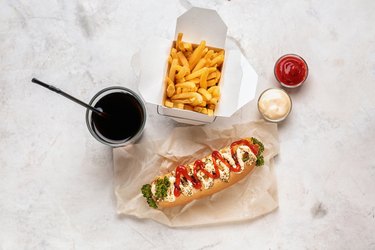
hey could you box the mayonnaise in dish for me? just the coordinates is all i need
[258,88,292,122]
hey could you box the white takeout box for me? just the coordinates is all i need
[138,7,258,125]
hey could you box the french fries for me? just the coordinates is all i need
[164,33,223,116]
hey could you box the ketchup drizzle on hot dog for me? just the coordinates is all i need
[174,165,201,197]
[230,139,259,171]
[212,150,238,172]
[193,160,219,179]
[173,139,259,197]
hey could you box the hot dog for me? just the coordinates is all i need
[141,137,264,209]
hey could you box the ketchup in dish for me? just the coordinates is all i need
[274,54,308,88]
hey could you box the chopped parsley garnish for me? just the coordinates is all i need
[251,137,265,166]
[141,184,157,209]
[141,176,171,209]
[256,155,264,166]
[155,176,170,200]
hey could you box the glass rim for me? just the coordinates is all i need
[85,86,147,147]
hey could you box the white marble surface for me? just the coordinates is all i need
[1,0,375,249]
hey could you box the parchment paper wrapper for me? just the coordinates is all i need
[113,120,279,227]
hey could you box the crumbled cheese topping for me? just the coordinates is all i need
[219,165,230,182]
[179,179,193,196]
[204,157,215,174]
[196,170,214,189]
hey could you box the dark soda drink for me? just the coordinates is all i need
[86,87,146,146]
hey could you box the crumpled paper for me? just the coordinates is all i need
[113,120,279,227]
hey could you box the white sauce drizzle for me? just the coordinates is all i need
[179,179,193,196]
[164,176,176,202]
[161,144,256,200]
[236,145,256,172]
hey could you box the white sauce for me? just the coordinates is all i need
[160,144,257,200]
[218,165,230,182]
[164,176,176,202]
[151,182,156,195]
[197,170,214,189]
[221,150,236,167]
[258,88,291,122]
[236,145,256,171]
[151,176,176,202]
[204,157,215,174]
[179,179,193,196]
[218,150,232,181]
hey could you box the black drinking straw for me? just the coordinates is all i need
[31,78,108,118]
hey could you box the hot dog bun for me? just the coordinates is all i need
[141,137,264,209]
[158,159,256,208]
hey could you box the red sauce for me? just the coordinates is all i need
[231,139,259,172]
[275,54,308,87]
[193,159,219,180]
[174,165,201,197]
[173,139,259,197]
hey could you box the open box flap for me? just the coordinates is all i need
[238,54,258,108]
[138,37,170,106]
[175,7,227,48]
[215,49,242,117]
